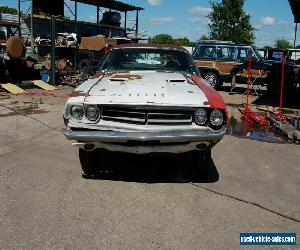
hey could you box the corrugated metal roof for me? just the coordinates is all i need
[289,0,300,23]
[70,0,143,12]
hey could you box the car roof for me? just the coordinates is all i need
[112,43,188,53]
[196,42,255,47]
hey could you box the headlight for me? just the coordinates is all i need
[194,108,208,125]
[85,105,100,121]
[70,105,84,120]
[210,109,223,126]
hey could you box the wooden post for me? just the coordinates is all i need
[31,0,34,49]
[75,0,78,34]
[50,16,56,85]
[18,0,21,37]
[124,11,127,37]
[74,0,78,67]
[135,10,139,37]
[97,5,99,34]
[294,23,298,48]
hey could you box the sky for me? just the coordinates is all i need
[1,0,298,47]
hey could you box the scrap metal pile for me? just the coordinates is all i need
[238,54,300,144]
[0,36,41,84]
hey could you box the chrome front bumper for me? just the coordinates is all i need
[62,127,226,143]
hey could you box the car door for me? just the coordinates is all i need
[235,46,269,83]
[215,45,237,81]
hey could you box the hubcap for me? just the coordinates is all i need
[205,74,217,87]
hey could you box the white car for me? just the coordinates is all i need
[63,44,228,177]
[56,33,77,47]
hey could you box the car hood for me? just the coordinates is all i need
[83,71,209,107]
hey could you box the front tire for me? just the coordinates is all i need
[78,59,91,75]
[203,72,221,89]
[79,149,101,177]
[230,74,237,91]
[190,149,211,177]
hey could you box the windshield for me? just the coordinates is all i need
[99,48,199,75]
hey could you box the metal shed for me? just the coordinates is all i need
[288,0,300,47]
[288,0,300,23]
[17,0,144,41]
[68,0,144,37]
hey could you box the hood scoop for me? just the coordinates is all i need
[109,78,127,82]
[166,79,187,83]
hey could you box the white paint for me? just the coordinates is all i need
[72,141,208,154]
[83,71,208,107]
[68,119,211,132]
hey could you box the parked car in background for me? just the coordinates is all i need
[63,44,228,177]
[56,33,78,47]
[267,48,300,65]
[192,40,262,89]
[182,46,194,55]
[231,48,300,95]
[257,48,267,59]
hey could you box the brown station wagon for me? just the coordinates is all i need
[192,40,263,89]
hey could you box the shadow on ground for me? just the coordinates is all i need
[222,85,247,95]
[82,151,219,184]
[222,85,300,109]
[253,92,300,109]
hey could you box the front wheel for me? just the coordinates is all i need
[230,74,237,91]
[190,149,211,177]
[79,149,101,177]
[203,72,221,89]
[78,59,91,75]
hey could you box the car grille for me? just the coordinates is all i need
[101,107,193,125]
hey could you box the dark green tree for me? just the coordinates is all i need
[274,39,293,49]
[200,35,210,41]
[208,0,255,44]
[174,37,192,46]
[150,34,175,45]
[262,45,272,50]
[0,6,18,15]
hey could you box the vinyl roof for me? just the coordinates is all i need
[289,0,300,23]
[112,43,188,52]
[70,0,143,12]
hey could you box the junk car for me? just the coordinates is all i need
[231,48,300,95]
[63,44,228,176]
[192,40,263,89]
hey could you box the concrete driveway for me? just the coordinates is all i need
[0,87,299,249]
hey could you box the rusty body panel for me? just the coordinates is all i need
[109,74,142,80]
[215,61,239,74]
[194,60,239,74]
[79,36,117,51]
[194,59,240,82]
[194,60,215,68]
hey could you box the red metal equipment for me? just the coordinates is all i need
[239,54,269,126]
[275,52,288,123]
